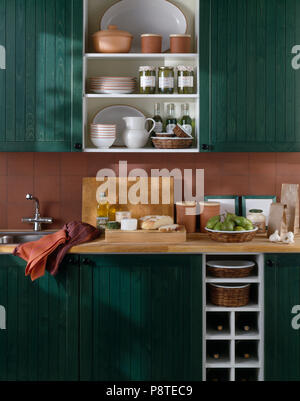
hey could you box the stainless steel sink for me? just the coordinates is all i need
[0,231,56,244]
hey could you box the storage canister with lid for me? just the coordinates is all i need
[246,209,266,233]
[158,67,175,94]
[141,34,162,53]
[177,66,194,94]
[139,66,156,94]
[170,34,191,53]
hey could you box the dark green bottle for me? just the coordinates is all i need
[165,103,177,134]
[152,103,163,134]
[180,104,193,136]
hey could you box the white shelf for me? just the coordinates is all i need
[206,277,259,283]
[85,94,198,99]
[84,147,199,153]
[85,53,198,59]
[205,302,260,312]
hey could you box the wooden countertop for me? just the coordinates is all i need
[0,233,298,254]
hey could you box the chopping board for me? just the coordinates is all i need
[82,177,174,227]
[105,226,186,243]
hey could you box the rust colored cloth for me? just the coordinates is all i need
[13,221,101,281]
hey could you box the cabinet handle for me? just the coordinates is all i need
[266,259,274,267]
[201,144,209,151]
[74,143,82,150]
[82,258,92,265]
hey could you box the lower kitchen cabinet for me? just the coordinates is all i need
[265,254,300,381]
[79,254,202,381]
[0,255,79,381]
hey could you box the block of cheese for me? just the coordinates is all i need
[140,215,174,230]
[158,224,181,232]
[121,218,138,231]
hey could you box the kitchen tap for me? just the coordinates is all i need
[22,194,53,232]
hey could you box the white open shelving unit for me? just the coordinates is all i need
[202,254,264,382]
[82,0,200,153]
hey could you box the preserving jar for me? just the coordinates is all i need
[158,67,174,94]
[246,209,266,233]
[139,66,156,94]
[177,66,194,94]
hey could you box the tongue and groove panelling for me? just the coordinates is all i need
[0,0,82,151]
[202,0,300,151]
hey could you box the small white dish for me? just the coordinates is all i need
[90,137,115,149]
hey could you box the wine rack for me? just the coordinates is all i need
[203,254,264,381]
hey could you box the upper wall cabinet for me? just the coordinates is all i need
[0,0,82,152]
[200,0,300,152]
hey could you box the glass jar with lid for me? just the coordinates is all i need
[246,209,266,233]
[177,65,194,94]
[158,66,175,94]
[139,66,156,94]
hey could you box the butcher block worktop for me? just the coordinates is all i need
[0,233,300,254]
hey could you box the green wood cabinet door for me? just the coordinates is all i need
[0,255,79,381]
[200,0,300,152]
[0,0,82,152]
[80,255,202,381]
[265,254,300,381]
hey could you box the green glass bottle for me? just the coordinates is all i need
[180,104,193,136]
[152,103,163,134]
[165,103,177,134]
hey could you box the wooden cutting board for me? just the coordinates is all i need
[82,177,174,227]
[105,226,186,243]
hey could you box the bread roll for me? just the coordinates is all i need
[158,224,180,232]
[140,215,174,230]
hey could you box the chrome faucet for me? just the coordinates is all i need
[22,194,53,231]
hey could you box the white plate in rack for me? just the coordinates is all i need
[92,105,145,146]
[100,0,187,53]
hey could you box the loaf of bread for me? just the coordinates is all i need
[140,215,174,230]
[158,224,181,232]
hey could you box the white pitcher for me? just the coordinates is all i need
[123,117,155,148]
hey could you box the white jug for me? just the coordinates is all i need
[123,117,155,148]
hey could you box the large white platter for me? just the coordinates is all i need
[92,105,145,146]
[100,0,187,53]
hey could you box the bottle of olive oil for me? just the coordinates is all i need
[180,103,193,136]
[96,192,109,231]
[165,103,177,134]
[152,103,163,134]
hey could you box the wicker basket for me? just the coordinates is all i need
[205,228,257,243]
[208,283,250,307]
[152,137,193,149]
[207,260,255,278]
[173,124,192,138]
[154,132,174,138]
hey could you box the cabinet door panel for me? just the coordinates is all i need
[80,255,202,381]
[0,255,79,381]
[265,254,300,381]
[0,0,82,152]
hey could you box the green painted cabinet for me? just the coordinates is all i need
[79,255,202,381]
[200,0,300,152]
[265,254,300,381]
[0,0,82,152]
[0,255,79,381]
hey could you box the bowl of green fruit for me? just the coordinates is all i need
[205,213,258,243]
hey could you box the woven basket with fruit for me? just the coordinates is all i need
[205,212,258,243]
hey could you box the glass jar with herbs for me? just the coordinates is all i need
[177,66,194,94]
[158,66,175,94]
[139,66,156,94]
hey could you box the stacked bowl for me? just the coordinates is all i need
[90,124,116,148]
[89,76,136,94]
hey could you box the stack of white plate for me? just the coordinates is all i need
[90,124,116,148]
[89,77,136,94]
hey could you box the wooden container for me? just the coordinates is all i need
[205,228,258,243]
[208,283,250,307]
[200,201,220,233]
[206,260,255,278]
[176,201,197,233]
[170,34,191,53]
[141,34,162,53]
[105,226,186,243]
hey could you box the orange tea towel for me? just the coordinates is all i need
[13,230,67,281]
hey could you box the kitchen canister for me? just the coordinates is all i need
[200,201,221,233]
[176,201,197,233]
[141,34,162,53]
[170,34,191,53]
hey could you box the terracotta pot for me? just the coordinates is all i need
[170,34,191,53]
[200,201,221,233]
[176,201,197,233]
[141,34,162,53]
[92,25,133,53]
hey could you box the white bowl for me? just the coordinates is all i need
[90,137,115,148]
